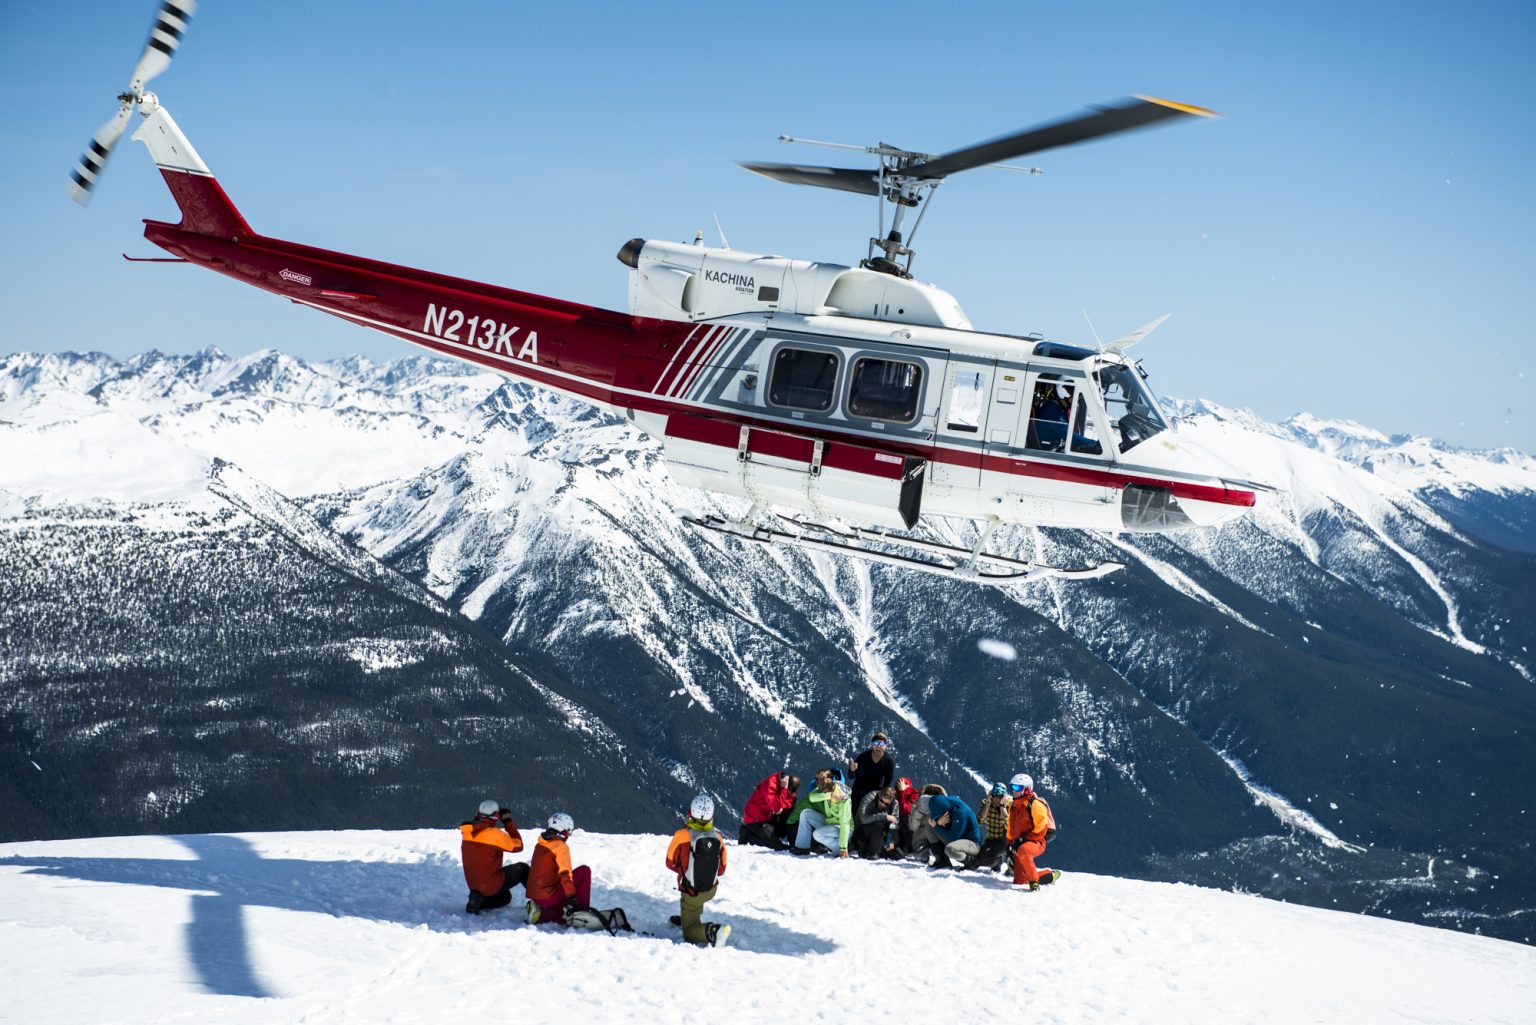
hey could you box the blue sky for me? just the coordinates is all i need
[4,1,1532,452]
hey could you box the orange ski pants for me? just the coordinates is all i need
[1012,840,1049,885]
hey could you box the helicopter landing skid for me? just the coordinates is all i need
[684,514,1123,586]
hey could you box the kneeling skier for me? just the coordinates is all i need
[665,794,731,947]
[1006,773,1062,891]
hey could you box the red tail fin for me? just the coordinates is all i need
[157,168,253,240]
[134,104,254,240]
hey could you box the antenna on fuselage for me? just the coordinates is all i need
[1083,309,1105,353]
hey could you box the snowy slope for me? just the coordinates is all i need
[2,829,1531,1025]
[3,349,1534,946]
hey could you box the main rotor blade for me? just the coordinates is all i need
[128,0,197,93]
[906,96,1218,180]
[738,161,882,197]
[67,103,134,205]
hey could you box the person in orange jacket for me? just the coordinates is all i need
[1006,773,1062,891]
[525,812,592,925]
[460,799,530,914]
[665,794,732,947]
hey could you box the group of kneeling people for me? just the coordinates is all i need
[736,731,1061,890]
[456,733,1059,950]
[459,794,737,947]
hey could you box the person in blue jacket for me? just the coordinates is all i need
[919,793,985,870]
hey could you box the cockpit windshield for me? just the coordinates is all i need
[1096,361,1168,453]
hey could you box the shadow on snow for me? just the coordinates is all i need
[1,834,834,998]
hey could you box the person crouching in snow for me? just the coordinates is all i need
[893,777,919,853]
[919,793,984,869]
[795,768,853,857]
[852,786,901,859]
[739,770,800,849]
[1006,773,1061,891]
[525,812,592,924]
[975,783,1014,872]
[665,794,732,947]
[461,799,530,914]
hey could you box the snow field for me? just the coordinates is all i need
[1,829,1531,1025]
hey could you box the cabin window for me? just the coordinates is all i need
[946,369,986,433]
[848,358,923,423]
[768,348,839,412]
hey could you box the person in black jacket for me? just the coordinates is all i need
[848,731,896,811]
[851,786,901,859]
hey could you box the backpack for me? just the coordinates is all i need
[1024,795,1059,843]
[1039,796,1058,843]
[681,830,723,895]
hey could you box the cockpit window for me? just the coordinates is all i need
[1069,393,1103,456]
[1026,378,1073,452]
[1096,361,1168,453]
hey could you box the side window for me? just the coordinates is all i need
[848,358,923,423]
[946,369,986,433]
[1070,393,1103,456]
[1026,379,1073,452]
[768,348,839,412]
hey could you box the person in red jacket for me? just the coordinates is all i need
[460,799,530,914]
[739,771,801,848]
[525,812,592,925]
[893,777,918,853]
[1006,773,1062,891]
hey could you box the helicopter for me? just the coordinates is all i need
[70,1,1266,586]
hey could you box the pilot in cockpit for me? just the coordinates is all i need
[1027,380,1071,452]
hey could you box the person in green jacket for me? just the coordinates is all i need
[784,768,826,844]
[792,768,852,857]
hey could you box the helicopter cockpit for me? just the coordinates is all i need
[1024,356,1168,458]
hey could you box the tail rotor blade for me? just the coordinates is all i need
[68,103,134,205]
[128,0,197,93]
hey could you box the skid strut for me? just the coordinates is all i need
[684,514,1122,586]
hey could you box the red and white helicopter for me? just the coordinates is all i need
[71,2,1265,585]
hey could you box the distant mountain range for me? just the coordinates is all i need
[2,348,1532,944]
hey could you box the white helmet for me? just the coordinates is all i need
[478,799,501,817]
[689,794,715,821]
[547,812,574,834]
[1010,773,1034,793]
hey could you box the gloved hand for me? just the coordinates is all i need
[1007,838,1022,856]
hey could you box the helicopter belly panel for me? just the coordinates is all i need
[662,413,925,529]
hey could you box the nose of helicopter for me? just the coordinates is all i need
[1119,432,1262,531]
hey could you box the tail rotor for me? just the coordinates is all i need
[67,0,197,205]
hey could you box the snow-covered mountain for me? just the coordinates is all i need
[2,349,1533,944]
[2,828,1531,1025]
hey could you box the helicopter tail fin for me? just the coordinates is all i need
[132,103,254,240]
